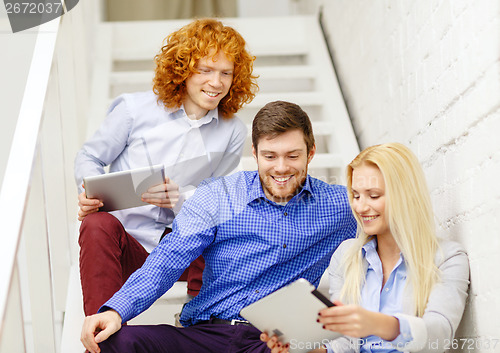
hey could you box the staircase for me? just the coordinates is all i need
[61,15,359,352]
[88,16,359,181]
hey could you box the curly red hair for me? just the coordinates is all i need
[153,18,258,118]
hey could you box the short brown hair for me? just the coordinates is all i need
[153,18,258,118]
[252,101,315,152]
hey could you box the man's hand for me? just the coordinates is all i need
[260,332,326,353]
[81,310,122,353]
[260,332,290,353]
[78,188,103,221]
[141,176,180,208]
[318,300,399,341]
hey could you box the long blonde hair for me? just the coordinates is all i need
[341,143,439,317]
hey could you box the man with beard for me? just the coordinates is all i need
[81,100,357,353]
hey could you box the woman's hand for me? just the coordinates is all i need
[260,332,290,353]
[318,300,400,341]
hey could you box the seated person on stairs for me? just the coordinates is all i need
[74,18,258,316]
[262,143,470,353]
[80,100,357,353]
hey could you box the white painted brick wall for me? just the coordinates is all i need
[320,0,500,346]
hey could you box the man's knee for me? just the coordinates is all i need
[98,328,136,353]
[79,212,124,246]
[99,325,179,353]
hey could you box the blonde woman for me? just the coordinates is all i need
[263,143,469,353]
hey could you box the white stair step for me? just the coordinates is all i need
[108,90,324,107]
[241,153,343,170]
[254,65,316,79]
[110,17,314,60]
[247,45,308,58]
[109,65,316,86]
[255,65,316,93]
[310,153,344,169]
[247,91,324,108]
[112,45,308,62]
[246,121,334,137]
[110,71,154,85]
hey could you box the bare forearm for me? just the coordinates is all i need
[319,303,400,342]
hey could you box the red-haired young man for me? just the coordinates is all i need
[75,18,258,316]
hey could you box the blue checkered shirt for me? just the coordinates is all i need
[102,171,356,326]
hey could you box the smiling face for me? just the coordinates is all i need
[183,51,234,119]
[351,163,391,238]
[252,129,316,203]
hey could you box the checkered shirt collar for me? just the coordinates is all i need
[247,173,315,205]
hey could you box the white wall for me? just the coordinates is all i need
[320,0,500,344]
[237,0,321,17]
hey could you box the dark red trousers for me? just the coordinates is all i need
[79,212,204,316]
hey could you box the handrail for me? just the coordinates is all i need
[0,17,60,340]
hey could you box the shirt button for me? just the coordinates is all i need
[283,244,287,248]
[255,290,259,293]
[283,212,288,216]
[385,288,389,292]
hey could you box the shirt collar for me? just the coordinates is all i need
[362,237,405,267]
[362,237,377,256]
[247,173,314,205]
[296,175,314,200]
[170,105,219,127]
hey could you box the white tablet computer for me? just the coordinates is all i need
[83,164,165,212]
[240,278,341,353]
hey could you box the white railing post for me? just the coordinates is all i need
[19,148,58,353]
[0,17,60,352]
[0,266,26,353]
[1,1,101,351]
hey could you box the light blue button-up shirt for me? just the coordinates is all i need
[359,239,412,352]
[74,91,247,252]
[327,238,413,353]
[327,237,469,353]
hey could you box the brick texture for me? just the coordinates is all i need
[320,0,500,345]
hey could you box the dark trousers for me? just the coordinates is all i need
[98,324,271,353]
[79,212,204,315]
